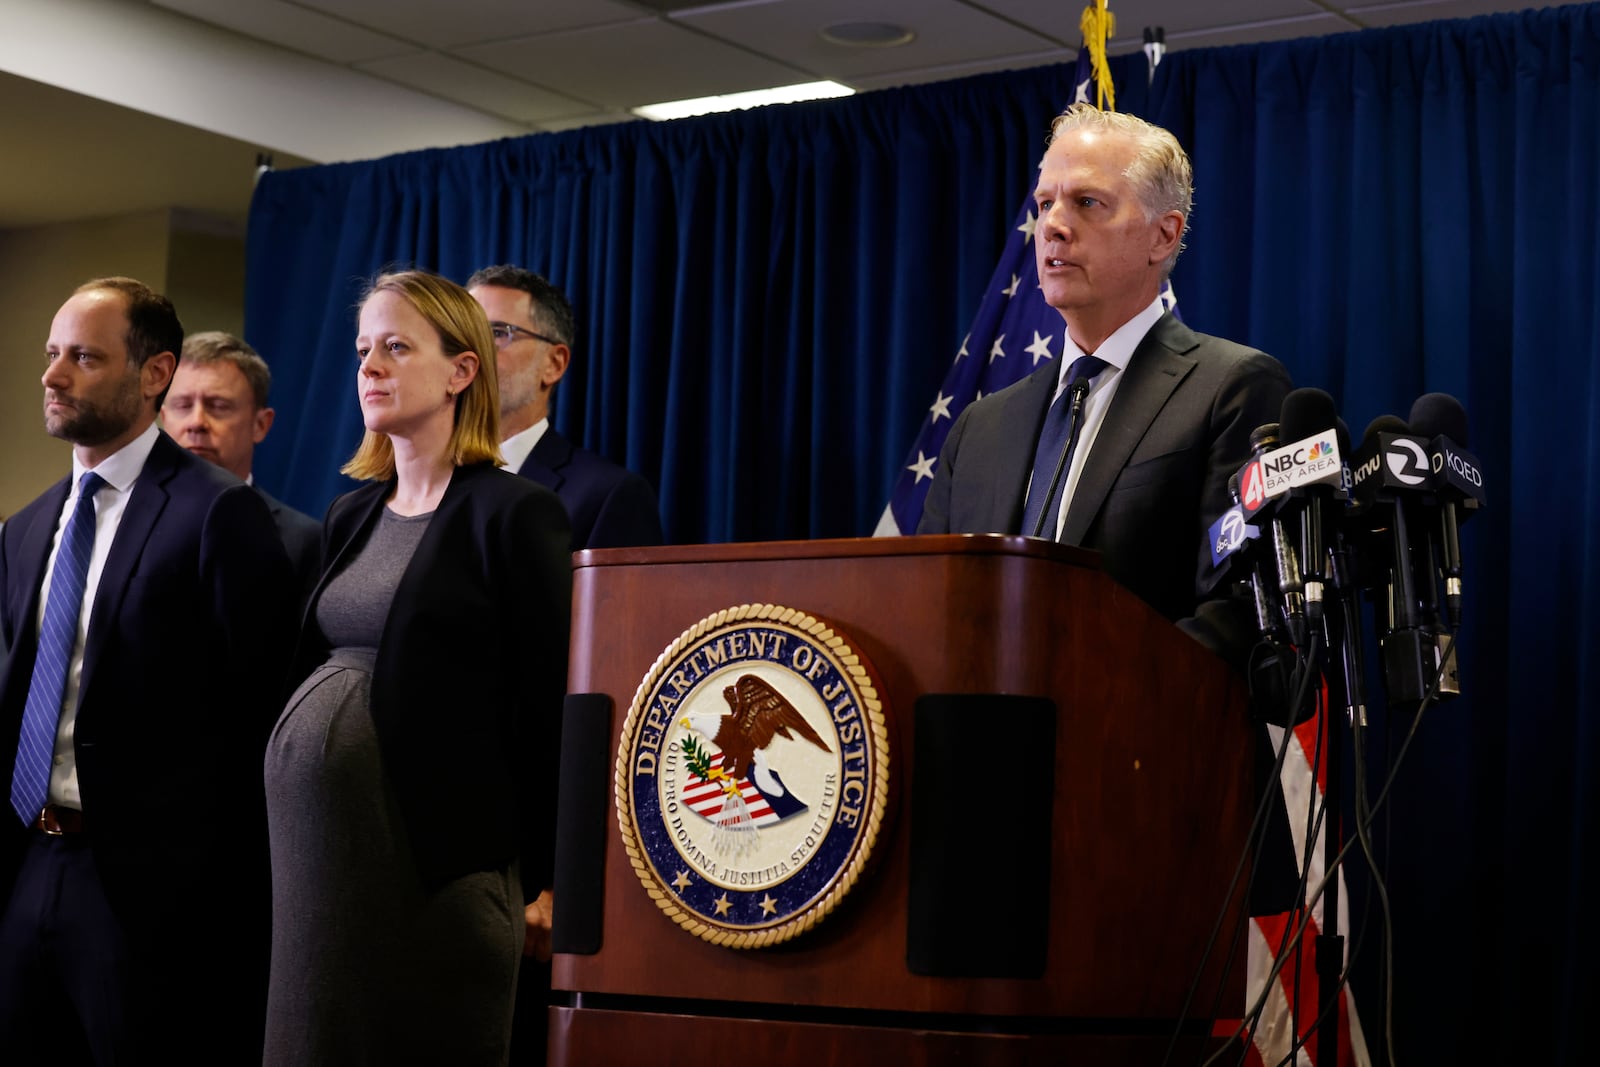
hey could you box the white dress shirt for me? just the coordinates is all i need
[37,421,161,808]
[499,417,549,474]
[1034,296,1168,542]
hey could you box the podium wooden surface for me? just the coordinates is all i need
[551,534,1253,1064]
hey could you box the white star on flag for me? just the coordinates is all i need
[929,392,953,421]
[1016,209,1036,238]
[988,335,1006,363]
[956,333,970,360]
[907,451,936,483]
[1025,331,1055,365]
[1002,274,1020,297]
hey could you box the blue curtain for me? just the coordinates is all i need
[246,61,1134,540]
[246,6,1599,1063]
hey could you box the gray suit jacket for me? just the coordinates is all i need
[919,312,1292,623]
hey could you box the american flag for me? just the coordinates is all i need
[1245,712,1371,1067]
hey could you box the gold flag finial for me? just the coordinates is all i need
[1080,1,1116,111]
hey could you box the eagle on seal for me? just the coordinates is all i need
[682,674,833,800]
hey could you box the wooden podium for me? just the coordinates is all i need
[549,534,1253,1065]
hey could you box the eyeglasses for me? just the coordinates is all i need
[488,321,562,348]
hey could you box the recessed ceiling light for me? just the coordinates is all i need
[632,81,855,122]
[820,21,915,48]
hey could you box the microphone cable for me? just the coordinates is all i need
[1268,685,1392,1067]
[1236,677,1332,1067]
[1213,629,1458,1067]
[1159,634,1319,1067]
[1028,377,1093,539]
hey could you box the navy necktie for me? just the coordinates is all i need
[11,471,105,825]
[1020,355,1108,540]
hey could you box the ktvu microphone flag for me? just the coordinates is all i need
[873,48,1174,536]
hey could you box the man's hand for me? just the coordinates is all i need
[523,889,554,960]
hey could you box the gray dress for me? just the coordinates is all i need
[263,508,521,1066]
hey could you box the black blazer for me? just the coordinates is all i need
[292,461,572,894]
[258,486,321,602]
[519,427,664,551]
[919,312,1293,622]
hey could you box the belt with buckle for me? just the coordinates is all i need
[36,804,86,835]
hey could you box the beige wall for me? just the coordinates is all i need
[166,220,246,339]
[0,208,245,518]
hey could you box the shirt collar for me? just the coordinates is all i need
[72,421,160,494]
[1056,296,1167,388]
[499,417,550,474]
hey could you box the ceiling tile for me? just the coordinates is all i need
[966,0,1338,43]
[675,0,1059,81]
[848,49,1073,92]
[456,20,810,109]
[293,0,645,49]
[354,51,591,124]
[153,0,415,63]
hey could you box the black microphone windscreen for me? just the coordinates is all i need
[1360,414,1410,448]
[1279,388,1339,442]
[1249,422,1281,451]
[1408,392,1470,446]
[1228,471,1240,499]
[1335,417,1352,456]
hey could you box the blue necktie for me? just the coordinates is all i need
[1020,355,1108,540]
[11,471,104,825]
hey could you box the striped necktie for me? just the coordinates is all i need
[1020,355,1107,539]
[11,471,105,825]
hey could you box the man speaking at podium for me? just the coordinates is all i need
[918,104,1291,637]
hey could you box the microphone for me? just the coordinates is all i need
[1408,393,1484,631]
[1245,423,1307,646]
[1028,371,1097,539]
[1348,414,1440,711]
[1219,470,1276,640]
[1325,418,1369,725]
[1275,388,1345,633]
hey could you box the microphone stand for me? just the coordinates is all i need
[1314,534,1366,1067]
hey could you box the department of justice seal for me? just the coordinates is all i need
[615,604,890,948]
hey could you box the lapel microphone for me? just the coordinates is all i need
[1028,374,1096,539]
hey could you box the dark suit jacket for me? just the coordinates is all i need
[919,313,1301,912]
[257,486,320,602]
[919,312,1292,623]
[0,431,295,1043]
[291,462,572,896]
[519,428,663,551]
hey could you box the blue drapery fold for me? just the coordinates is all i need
[247,7,1598,1063]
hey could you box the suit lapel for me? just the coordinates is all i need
[989,365,1060,533]
[79,435,182,706]
[1060,314,1200,545]
[520,430,572,493]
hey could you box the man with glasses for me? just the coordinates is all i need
[468,265,664,552]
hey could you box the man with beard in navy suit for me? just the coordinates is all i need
[469,265,664,552]
[0,278,294,1062]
